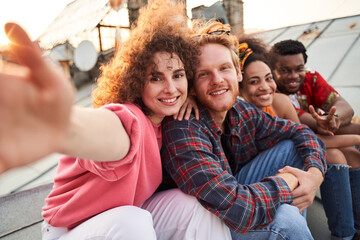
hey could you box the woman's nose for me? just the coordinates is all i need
[164,78,176,93]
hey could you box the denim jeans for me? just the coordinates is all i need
[321,164,360,240]
[231,140,313,240]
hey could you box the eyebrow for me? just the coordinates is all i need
[280,64,304,69]
[248,72,272,80]
[248,75,260,80]
[148,68,185,76]
[197,61,233,72]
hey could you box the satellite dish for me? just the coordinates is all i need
[74,40,98,71]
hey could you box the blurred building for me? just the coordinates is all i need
[36,0,133,87]
[191,0,244,34]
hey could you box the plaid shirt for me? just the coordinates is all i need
[161,99,326,233]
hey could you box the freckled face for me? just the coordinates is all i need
[241,60,276,108]
[142,52,187,124]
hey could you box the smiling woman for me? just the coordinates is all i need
[142,52,188,125]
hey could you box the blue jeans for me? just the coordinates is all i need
[231,140,313,240]
[321,164,360,240]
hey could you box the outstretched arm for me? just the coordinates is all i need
[0,23,130,173]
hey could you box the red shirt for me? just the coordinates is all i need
[42,103,162,229]
[294,69,339,116]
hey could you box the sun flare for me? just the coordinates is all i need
[0,31,10,47]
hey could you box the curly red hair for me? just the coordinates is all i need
[192,20,240,74]
[92,0,199,114]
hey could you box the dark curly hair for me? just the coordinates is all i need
[237,35,270,89]
[92,0,199,115]
[238,35,269,72]
[268,39,308,69]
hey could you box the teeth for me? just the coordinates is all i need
[161,97,177,103]
[258,93,271,100]
[211,90,226,95]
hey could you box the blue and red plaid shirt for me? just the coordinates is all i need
[161,98,326,233]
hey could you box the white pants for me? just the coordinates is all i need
[42,189,231,240]
[42,206,157,240]
[142,189,231,240]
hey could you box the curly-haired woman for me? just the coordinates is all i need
[0,0,231,239]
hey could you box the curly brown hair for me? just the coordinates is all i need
[92,0,199,114]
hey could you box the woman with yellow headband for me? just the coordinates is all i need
[238,38,298,121]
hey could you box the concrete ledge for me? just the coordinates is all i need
[0,183,53,239]
[0,183,331,240]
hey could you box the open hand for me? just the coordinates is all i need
[0,23,75,173]
[173,95,199,121]
[309,105,340,135]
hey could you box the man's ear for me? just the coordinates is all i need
[237,70,243,83]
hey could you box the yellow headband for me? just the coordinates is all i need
[238,42,253,71]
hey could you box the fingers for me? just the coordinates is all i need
[278,165,303,177]
[316,126,334,136]
[308,105,319,120]
[5,23,42,67]
[193,105,199,120]
[175,96,200,121]
[327,106,337,118]
[291,195,311,213]
[292,186,315,210]
[174,105,185,120]
[328,118,337,130]
[4,22,49,87]
[326,107,339,131]
[174,103,191,121]
[184,104,192,120]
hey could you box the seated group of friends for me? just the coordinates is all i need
[1,0,359,239]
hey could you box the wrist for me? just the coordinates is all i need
[276,172,299,190]
[307,167,324,183]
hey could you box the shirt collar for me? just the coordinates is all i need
[197,98,242,136]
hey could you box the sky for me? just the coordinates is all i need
[1,0,360,45]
